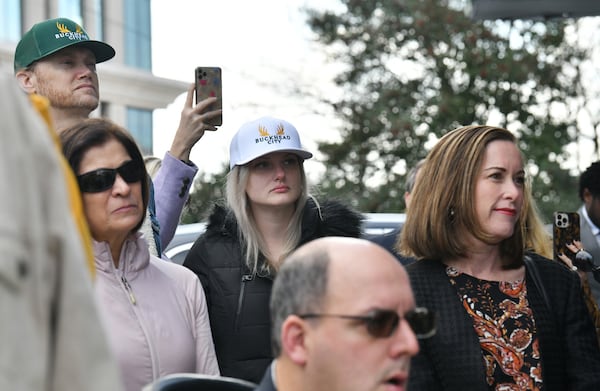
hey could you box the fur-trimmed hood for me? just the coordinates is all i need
[203,197,363,243]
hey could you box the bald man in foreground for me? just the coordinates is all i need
[255,237,436,391]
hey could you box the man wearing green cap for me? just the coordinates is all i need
[14,17,221,254]
[14,17,116,130]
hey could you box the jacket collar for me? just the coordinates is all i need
[93,232,150,274]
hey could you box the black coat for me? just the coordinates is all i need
[364,226,414,266]
[407,252,600,390]
[183,199,362,383]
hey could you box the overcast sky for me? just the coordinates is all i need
[150,0,342,177]
[151,1,600,177]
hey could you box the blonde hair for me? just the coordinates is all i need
[225,161,309,275]
[144,156,162,179]
[400,125,525,266]
[522,184,552,258]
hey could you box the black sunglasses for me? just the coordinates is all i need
[77,160,144,193]
[573,249,600,283]
[298,307,436,339]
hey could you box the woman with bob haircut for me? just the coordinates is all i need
[60,118,219,391]
[400,125,600,390]
[183,116,363,383]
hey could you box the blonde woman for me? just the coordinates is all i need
[183,116,362,383]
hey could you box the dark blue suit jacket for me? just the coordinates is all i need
[365,227,413,266]
[407,253,600,390]
[254,365,277,391]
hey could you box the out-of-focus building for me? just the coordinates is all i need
[0,0,187,155]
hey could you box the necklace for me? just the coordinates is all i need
[445,264,525,284]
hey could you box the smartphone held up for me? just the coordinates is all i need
[195,66,222,126]
[552,211,581,263]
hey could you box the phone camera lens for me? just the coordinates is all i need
[557,214,569,227]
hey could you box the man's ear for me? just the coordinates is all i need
[583,188,593,205]
[15,69,36,94]
[281,315,310,366]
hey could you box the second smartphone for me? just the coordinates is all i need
[552,211,581,263]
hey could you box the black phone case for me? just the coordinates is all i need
[195,66,222,126]
[552,211,581,262]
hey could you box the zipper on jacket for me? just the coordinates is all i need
[235,274,254,330]
[121,275,137,305]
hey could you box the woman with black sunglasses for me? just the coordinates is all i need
[60,118,219,391]
[400,125,600,390]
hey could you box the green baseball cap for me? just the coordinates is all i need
[14,17,115,72]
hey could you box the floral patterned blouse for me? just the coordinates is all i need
[446,266,543,390]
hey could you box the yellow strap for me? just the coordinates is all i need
[28,94,96,279]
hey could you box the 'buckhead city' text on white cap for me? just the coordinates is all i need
[229,116,313,169]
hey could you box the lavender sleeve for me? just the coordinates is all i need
[152,152,198,248]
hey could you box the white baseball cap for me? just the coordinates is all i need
[229,116,313,169]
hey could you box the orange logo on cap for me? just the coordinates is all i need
[56,22,71,34]
[276,124,285,136]
[56,22,85,35]
[258,125,270,137]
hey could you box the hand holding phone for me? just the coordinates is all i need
[195,66,222,126]
[552,211,581,263]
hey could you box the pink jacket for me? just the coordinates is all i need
[93,234,219,391]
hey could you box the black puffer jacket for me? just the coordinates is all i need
[183,198,362,383]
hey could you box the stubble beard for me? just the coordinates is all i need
[35,77,99,114]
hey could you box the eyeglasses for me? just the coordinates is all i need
[298,307,436,340]
[77,160,143,193]
[574,249,600,283]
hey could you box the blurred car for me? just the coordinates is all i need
[163,222,207,265]
[164,212,405,264]
[362,212,406,235]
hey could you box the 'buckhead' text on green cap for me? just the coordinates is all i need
[14,17,115,72]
